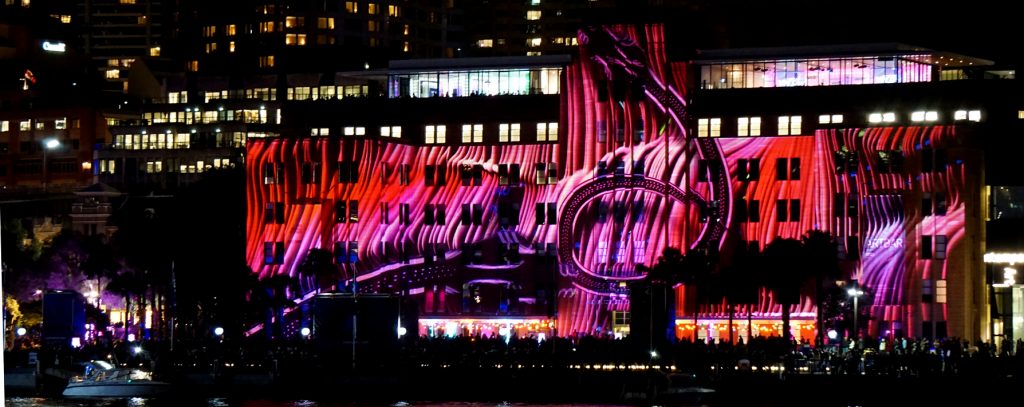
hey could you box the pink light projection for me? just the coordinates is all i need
[246,24,969,337]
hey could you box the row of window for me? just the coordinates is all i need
[263,201,558,227]
[142,108,270,125]
[735,193,948,223]
[1,118,79,132]
[696,109,984,137]
[264,162,560,186]
[0,139,81,154]
[422,122,558,144]
[595,240,648,265]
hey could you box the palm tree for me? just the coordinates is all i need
[762,238,804,343]
[658,246,715,342]
[296,248,339,294]
[106,270,144,341]
[801,230,840,346]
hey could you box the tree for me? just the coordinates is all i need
[801,230,841,346]
[762,238,804,343]
[106,270,145,341]
[296,248,339,295]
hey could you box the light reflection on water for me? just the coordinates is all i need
[5,400,640,407]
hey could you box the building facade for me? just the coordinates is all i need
[246,24,1008,342]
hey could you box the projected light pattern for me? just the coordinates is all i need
[246,24,968,336]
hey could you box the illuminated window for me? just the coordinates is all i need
[149,46,160,57]
[52,14,71,23]
[368,3,378,14]
[819,114,844,124]
[425,125,446,144]
[380,126,401,138]
[187,60,198,72]
[259,21,275,33]
[936,279,947,303]
[388,5,400,17]
[954,109,982,122]
[476,39,493,48]
[343,126,366,136]
[526,10,541,20]
[55,118,66,130]
[461,124,483,143]
[912,111,939,122]
[310,128,330,136]
[777,115,802,135]
[696,118,721,137]
[537,122,558,141]
[318,17,335,29]
[528,37,542,47]
[226,24,236,36]
[205,42,217,53]
[228,41,235,53]
[345,1,357,13]
[403,42,409,53]
[1019,110,1024,119]
[259,55,275,67]
[0,121,8,132]
[285,34,307,45]
[285,16,304,28]
[498,123,521,142]
[19,120,31,131]
[203,26,216,37]
[120,0,135,4]
[737,117,761,136]
[368,20,379,32]
[105,69,120,79]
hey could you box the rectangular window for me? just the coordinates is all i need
[597,241,609,264]
[425,125,446,144]
[380,202,389,224]
[380,126,402,138]
[936,280,947,303]
[537,122,558,141]
[399,203,410,225]
[819,114,844,124]
[343,126,366,136]
[633,239,647,264]
[462,203,472,225]
[737,158,759,181]
[499,123,521,143]
[425,204,435,225]
[274,242,285,264]
[337,161,359,183]
[301,162,320,184]
[0,121,8,132]
[776,157,800,180]
[698,159,708,182]
[461,124,483,143]
[776,200,788,222]
[498,163,520,186]
[55,118,67,129]
[935,235,947,260]
[399,164,410,185]
[922,193,933,217]
[436,204,446,224]
[264,242,275,264]
[737,117,761,136]
[777,115,802,135]
[345,1,358,13]
[264,202,285,224]
[922,235,933,259]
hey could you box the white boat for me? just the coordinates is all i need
[63,360,173,398]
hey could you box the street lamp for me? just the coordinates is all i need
[42,138,61,192]
[847,287,864,340]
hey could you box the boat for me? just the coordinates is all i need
[63,360,173,398]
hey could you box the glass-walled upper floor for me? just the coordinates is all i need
[388,67,561,98]
[698,56,934,90]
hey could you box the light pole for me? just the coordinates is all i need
[42,138,61,192]
[847,287,864,340]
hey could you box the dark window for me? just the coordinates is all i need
[935,192,947,216]
[633,158,645,176]
[935,235,947,260]
[274,242,285,264]
[335,201,347,223]
[462,203,472,225]
[348,241,358,263]
[461,164,472,186]
[776,158,788,181]
[437,164,447,186]
[790,199,801,221]
[380,202,389,224]
[436,204,446,224]
[848,196,858,218]
[473,164,483,186]
[472,203,483,225]
[338,161,359,183]
[596,161,607,178]
[922,235,933,259]
[547,203,557,225]
[698,159,708,182]
[846,236,860,260]
[613,201,626,223]
[776,199,788,222]
[263,242,274,264]
[790,158,801,180]
[400,203,410,225]
[301,162,320,184]
[922,194,933,216]
[425,165,435,186]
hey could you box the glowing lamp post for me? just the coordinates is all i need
[847,287,864,340]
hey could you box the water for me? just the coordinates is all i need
[4,401,640,407]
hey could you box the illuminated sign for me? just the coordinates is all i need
[42,41,66,53]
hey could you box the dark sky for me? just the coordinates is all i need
[694,0,1020,65]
